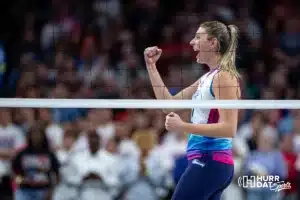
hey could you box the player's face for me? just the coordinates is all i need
[190,27,214,64]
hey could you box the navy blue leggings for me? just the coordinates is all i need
[171,153,234,200]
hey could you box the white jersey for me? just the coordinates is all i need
[191,68,220,125]
[187,68,232,153]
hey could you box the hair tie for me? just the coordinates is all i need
[227,26,231,38]
[227,26,231,33]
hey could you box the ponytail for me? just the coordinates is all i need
[218,25,240,78]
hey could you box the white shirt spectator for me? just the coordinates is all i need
[293,134,300,153]
[145,132,186,187]
[46,123,64,149]
[118,139,141,184]
[96,123,116,146]
[0,124,25,178]
[119,139,140,160]
[67,148,121,188]
[232,136,249,158]
[41,22,61,50]
[72,132,89,152]
[236,122,253,140]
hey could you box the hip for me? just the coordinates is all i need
[186,149,234,165]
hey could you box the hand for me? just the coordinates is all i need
[144,46,162,66]
[165,112,185,132]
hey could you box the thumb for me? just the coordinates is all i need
[168,112,175,117]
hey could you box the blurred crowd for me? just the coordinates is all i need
[0,0,300,199]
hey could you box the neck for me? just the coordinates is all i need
[206,54,221,71]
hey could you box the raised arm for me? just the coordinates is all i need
[144,46,198,100]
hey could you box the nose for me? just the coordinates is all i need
[190,39,195,46]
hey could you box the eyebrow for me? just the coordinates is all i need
[195,32,206,37]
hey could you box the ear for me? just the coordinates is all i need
[210,38,219,52]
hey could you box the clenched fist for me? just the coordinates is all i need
[144,46,162,66]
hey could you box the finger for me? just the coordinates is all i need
[165,122,168,129]
[173,113,179,117]
[149,50,157,57]
[165,126,170,131]
[168,112,175,117]
[144,47,151,53]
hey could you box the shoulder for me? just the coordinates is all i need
[98,149,113,159]
[99,150,119,163]
[212,70,240,87]
[212,70,241,99]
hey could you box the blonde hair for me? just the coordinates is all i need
[200,21,240,78]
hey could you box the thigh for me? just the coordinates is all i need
[171,159,233,200]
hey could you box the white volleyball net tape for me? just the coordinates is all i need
[0,98,299,109]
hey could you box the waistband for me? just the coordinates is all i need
[187,149,233,165]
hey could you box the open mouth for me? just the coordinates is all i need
[196,51,201,59]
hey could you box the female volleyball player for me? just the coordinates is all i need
[144,21,241,200]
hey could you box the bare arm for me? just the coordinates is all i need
[146,64,199,100]
[144,47,198,113]
[179,71,241,138]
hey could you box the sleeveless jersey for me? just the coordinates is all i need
[187,68,232,159]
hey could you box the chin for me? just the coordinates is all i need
[196,58,204,64]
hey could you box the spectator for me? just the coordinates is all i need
[243,126,288,200]
[38,108,64,151]
[52,128,80,200]
[12,122,60,200]
[237,111,265,150]
[67,130,121,200]
[0,109,25,200]
[280,134,298,200]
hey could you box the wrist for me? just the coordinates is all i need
[146,63,157,70]
[180,121,189,132]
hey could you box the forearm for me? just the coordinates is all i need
[147,64,172,100]
[181,122,236,138]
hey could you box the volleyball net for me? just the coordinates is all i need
[0,98,298,199]
[0,98,300,109]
